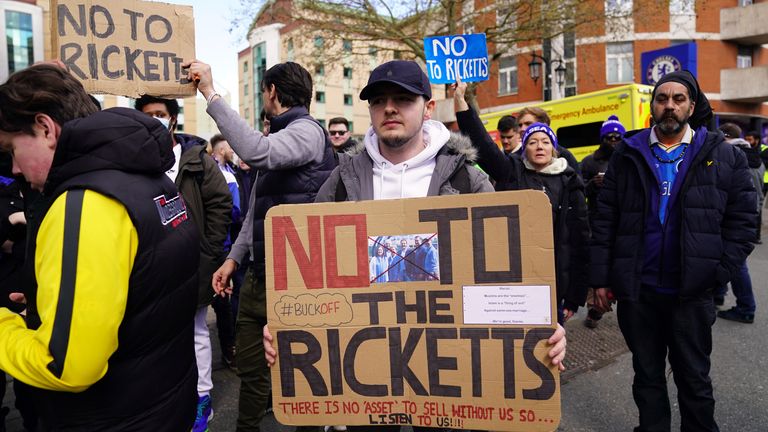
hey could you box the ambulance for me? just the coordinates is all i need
[479,83,654,161]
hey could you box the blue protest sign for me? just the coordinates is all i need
[424,33,489,84]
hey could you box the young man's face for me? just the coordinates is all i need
[368,83,431,149]
[328,123,351,148]
[141,102,175,132]
[0,124,56,191]
[499,128,519,153]
[745,135,759,148]
[518,113,539,134]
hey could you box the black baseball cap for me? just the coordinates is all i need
[359,60,432,101]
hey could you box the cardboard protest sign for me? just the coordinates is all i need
[266,191,561,431]
[424,33,489,84]
[51,0,196,98]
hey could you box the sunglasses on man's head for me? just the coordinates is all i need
[329,130,348,136]
[605,134,622,141]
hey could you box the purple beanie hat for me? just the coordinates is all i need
[522,122,558,151]
[600,115,626,139]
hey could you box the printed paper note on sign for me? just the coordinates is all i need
[424,33,489,84]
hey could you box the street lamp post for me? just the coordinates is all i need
[528,52,567,101]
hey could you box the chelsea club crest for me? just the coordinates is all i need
[646,55,682,85]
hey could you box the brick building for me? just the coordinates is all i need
[472,0,768,132]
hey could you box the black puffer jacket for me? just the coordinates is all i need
[455,107,589,310]
[580,144,614,224]
[590,127,757,301]
[496,157,590,310]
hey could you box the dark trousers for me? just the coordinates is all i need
[235,268,271,432]
[617,292,718,432]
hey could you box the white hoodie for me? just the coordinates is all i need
[364,119,451,199]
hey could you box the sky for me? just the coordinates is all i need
[168,0,251,108]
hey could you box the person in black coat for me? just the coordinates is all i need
[590,71,757,432]
[454,83,590,324]
[580,115,625,328]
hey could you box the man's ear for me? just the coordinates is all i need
[424,99,436,120]
[34,114,61,149]
[689,101,696,116]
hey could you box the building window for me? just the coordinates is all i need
[344,94,353,105]
[394,50,402,59]
[497,56,518,95]
[670,0,694,14]
[606,42,634,84]
[496,7,516,30]
[315,64,325,76]
[245,108,250,119]
[5,10,34,74]
[343,67,352,79]
[348,121,354,133]
[737,45,753,69]
[314,36,324,49]
[244,83,249,96]
[317,119,326,128]
[343,39,352,52]
[605,0,632,16]
[287,38,294,61]
[563,32,577,97]
[739,0,753,6]
[315,91,326,103]
[243,61,248,72]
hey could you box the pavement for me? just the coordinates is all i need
[3,227,768,431]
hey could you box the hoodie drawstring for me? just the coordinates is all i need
[400,164,408,198]
[380,162,387,198]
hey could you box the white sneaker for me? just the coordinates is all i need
[324,427,347,431]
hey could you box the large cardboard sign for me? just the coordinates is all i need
[424,33,489,84]
[266,191,561,431]
[51,0,196,98]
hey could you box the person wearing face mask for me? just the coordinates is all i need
[135,95,232,432]
[454,82,590,325]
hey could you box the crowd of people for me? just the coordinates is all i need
[0,55,761,432]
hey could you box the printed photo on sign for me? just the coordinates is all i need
[368,234,439,283]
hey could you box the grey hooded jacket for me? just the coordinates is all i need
[315,132,494,202]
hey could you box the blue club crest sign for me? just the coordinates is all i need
[640,43,697,85]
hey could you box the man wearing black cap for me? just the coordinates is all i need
[263,60,568,432]
[590,71,757,431]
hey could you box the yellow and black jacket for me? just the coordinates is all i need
[0,108,200,430]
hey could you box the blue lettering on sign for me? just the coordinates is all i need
[424,33,489,84]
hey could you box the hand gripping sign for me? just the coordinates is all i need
[51,0,196,98]
[266,191,561,431]
[424,33,489,84]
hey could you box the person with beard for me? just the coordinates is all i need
[580,115,625,328]
[262,60,568,432]
[590,71,757,432]
[328,117,361,154]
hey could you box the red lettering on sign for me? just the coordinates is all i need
[323,214,369,288]
[272,216,324,290]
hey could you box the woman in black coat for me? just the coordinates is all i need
[454,83,589,324]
